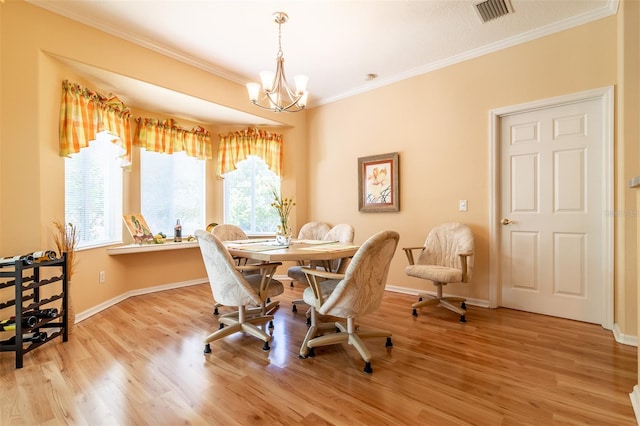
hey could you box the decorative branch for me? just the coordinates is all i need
[53,221,79,280]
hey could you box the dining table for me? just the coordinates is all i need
[224,238,359,356]
[224,238,359,266]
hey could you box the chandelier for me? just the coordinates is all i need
[246,12,309,113]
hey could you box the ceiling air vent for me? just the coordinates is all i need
[474,0,514,23]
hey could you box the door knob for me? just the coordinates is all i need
[501,218,516,225]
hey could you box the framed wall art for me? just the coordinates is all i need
[123,213,154,244]
[358,152,399,212]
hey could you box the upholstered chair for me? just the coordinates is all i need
[209,223,248,241]
[209,223,256,315]
[403,222,474,322]
[299,230,399,374]
[286,221,331,288]
[296,221,331,241]
[195,230,284,352]
[288,223,355,316]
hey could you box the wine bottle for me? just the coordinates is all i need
[2,315,39,330]
[25,250,58,262]
[10,316,38,327]
[7,332,47,344]
[174,219,183,242]
[0,254,34,266]
[27,332,48,343]
[23,308,58,318]
[0,318,15,331]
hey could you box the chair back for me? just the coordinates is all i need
[318,230,399,318]
[324,223,355,243]
[417,223,474,276]
[210,224,247,241]
[297,222,331,240]
[319,224,355,272]
[195,230,262,307]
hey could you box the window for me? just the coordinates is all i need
[223,155,280,234]
[140,150,205,237]
[65,132,123,248]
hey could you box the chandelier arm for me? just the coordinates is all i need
[250,99,305,113]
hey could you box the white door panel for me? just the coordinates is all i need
[500,98,603,323]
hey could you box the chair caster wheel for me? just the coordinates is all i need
[262,341,270,351]
[290,281,294,288]
[218,323,225,330]
[213,307,219,315]
[292,304,297,313]
[460,315,467,323]
[385,337,393,348]
[364,362,373,374]
[306,317,311,326]
[461,302,467,309]
[418,297,423,302]
[307,347,315,357]
[204,344,211,354]
[412,308,418,317]
[268,320,275,334]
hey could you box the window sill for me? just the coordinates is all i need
[107,240,199,255]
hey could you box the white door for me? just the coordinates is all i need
[498,94,611,324]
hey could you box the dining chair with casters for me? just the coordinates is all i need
[195,230,284,352]
[288,223,355,318]
[299,230,399,374]
[286,221,331,288]
[209,223,262,315]
[403,222,474,322]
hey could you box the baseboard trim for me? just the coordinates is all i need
[613,323,638,347]
[630,385,640,425]
[75,278,208,323]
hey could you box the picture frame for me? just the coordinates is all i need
[358,152,399,212]
[123,213,154,244]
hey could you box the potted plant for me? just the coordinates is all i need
[270,188,295,246]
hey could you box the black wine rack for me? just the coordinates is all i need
[0,253,68,368]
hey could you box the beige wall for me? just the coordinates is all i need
[0,1,637,344]
[616,0,640,405]
[618,0,640,348]
[307,14,638,337]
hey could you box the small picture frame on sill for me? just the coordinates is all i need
[358,152,399,212]
[123,213,154,244]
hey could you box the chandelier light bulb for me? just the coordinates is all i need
[246,83,261,102]
[259,71,275,92]
[294,75,309,94]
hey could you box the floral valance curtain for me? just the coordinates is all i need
[217,128,283,178]
[59,80,132,167]
[134,118,212,159]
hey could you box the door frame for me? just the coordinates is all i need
[488,86,614,329]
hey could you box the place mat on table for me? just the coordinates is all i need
[226,242,286,252]
[298,244,359,252]
[293,239,338,245]
[224,238,275,244]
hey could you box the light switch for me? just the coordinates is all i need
[459,200,468,211]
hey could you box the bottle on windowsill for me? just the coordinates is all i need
[174,219,182,243]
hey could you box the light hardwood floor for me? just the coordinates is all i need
[0,283,637,425]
